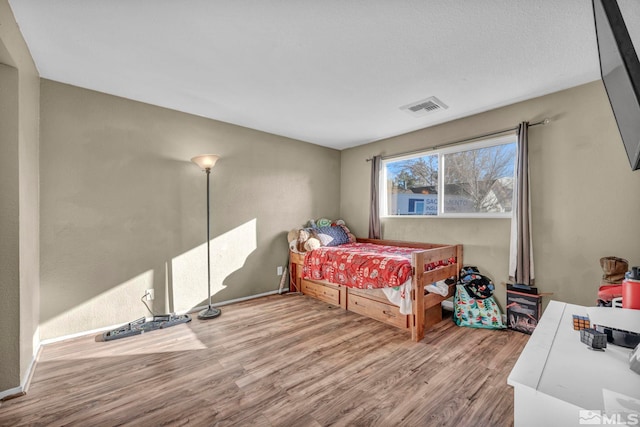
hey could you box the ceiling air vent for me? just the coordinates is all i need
[400,96,448,117]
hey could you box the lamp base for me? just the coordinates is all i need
[198,306,221,320]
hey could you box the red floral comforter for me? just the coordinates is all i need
[303,242,449,289]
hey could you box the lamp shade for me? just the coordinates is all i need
[191,154,220,170]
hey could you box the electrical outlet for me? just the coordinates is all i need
[144,289,154,301]
[277,266,283,276]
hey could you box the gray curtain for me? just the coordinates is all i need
[509,122,534,285]
[368,155,381,239]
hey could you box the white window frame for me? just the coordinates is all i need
[380,133,517,219]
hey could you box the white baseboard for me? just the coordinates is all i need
[40,288,291,346]
[40,321,137,346]
[0,343,41,401]
[187,288,290,313]
[2,290,295,399]
[0,385,23,401]
[21,344,40,394]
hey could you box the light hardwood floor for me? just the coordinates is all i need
[0,294,529,426]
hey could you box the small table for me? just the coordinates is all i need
[507,300,640,427]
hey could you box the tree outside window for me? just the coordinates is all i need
[383,135,516,217]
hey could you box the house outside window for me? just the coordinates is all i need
[381,135,517,218]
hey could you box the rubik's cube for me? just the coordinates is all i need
[580,328,607,349]
[572,314,590,330]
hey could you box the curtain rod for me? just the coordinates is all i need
[365,118,550,162]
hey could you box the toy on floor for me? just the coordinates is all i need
[102,293,192,341]
[102,314,192,341]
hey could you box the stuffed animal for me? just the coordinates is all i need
[304,238,321,251]
[296,228,312,252]
[316,218,332,227]
[287,228,320,253]
[287,229,298,244]
[287,218,356,253]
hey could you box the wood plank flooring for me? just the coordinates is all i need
[0,294,529,427]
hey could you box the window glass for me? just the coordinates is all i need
[381,136,516,217]
[384,155,438,216]
[443,143,516,214]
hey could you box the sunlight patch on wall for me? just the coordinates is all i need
[171,218,257,313]
[40,270,155,340]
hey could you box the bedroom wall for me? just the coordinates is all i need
[0,0,40,393]
[340,81,640,310]
[39,80,340,340]
[0,62,21,393]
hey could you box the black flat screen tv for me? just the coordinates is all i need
[593,0,640,171]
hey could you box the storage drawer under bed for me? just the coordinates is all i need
[301,279,342,306]
[347,293,409,329]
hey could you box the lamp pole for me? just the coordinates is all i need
[191,154,221,320]
[205,167,212,309]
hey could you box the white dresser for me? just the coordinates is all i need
[507,300,640,427]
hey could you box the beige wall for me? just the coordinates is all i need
[0,63,21,391]
[0,0,40,393]
[4,0,640,382]
[341,81,640,309]
[39,80,340,340]
[18,55,40,390]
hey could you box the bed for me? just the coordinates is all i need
[289,238,463,342]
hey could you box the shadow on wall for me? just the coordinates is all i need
[38,141,323,339]
[170,218,257,313]
[39,218,257,337]
[38,80,340,341]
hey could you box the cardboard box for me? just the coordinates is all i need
[506,290,542,334]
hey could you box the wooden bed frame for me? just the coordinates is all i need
[289,238,463,342]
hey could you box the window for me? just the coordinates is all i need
[381,135,517,218]
[408,199,425,214]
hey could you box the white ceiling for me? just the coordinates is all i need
[9,1,607,150]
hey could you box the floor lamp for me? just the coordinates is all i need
[191,154,222,320]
